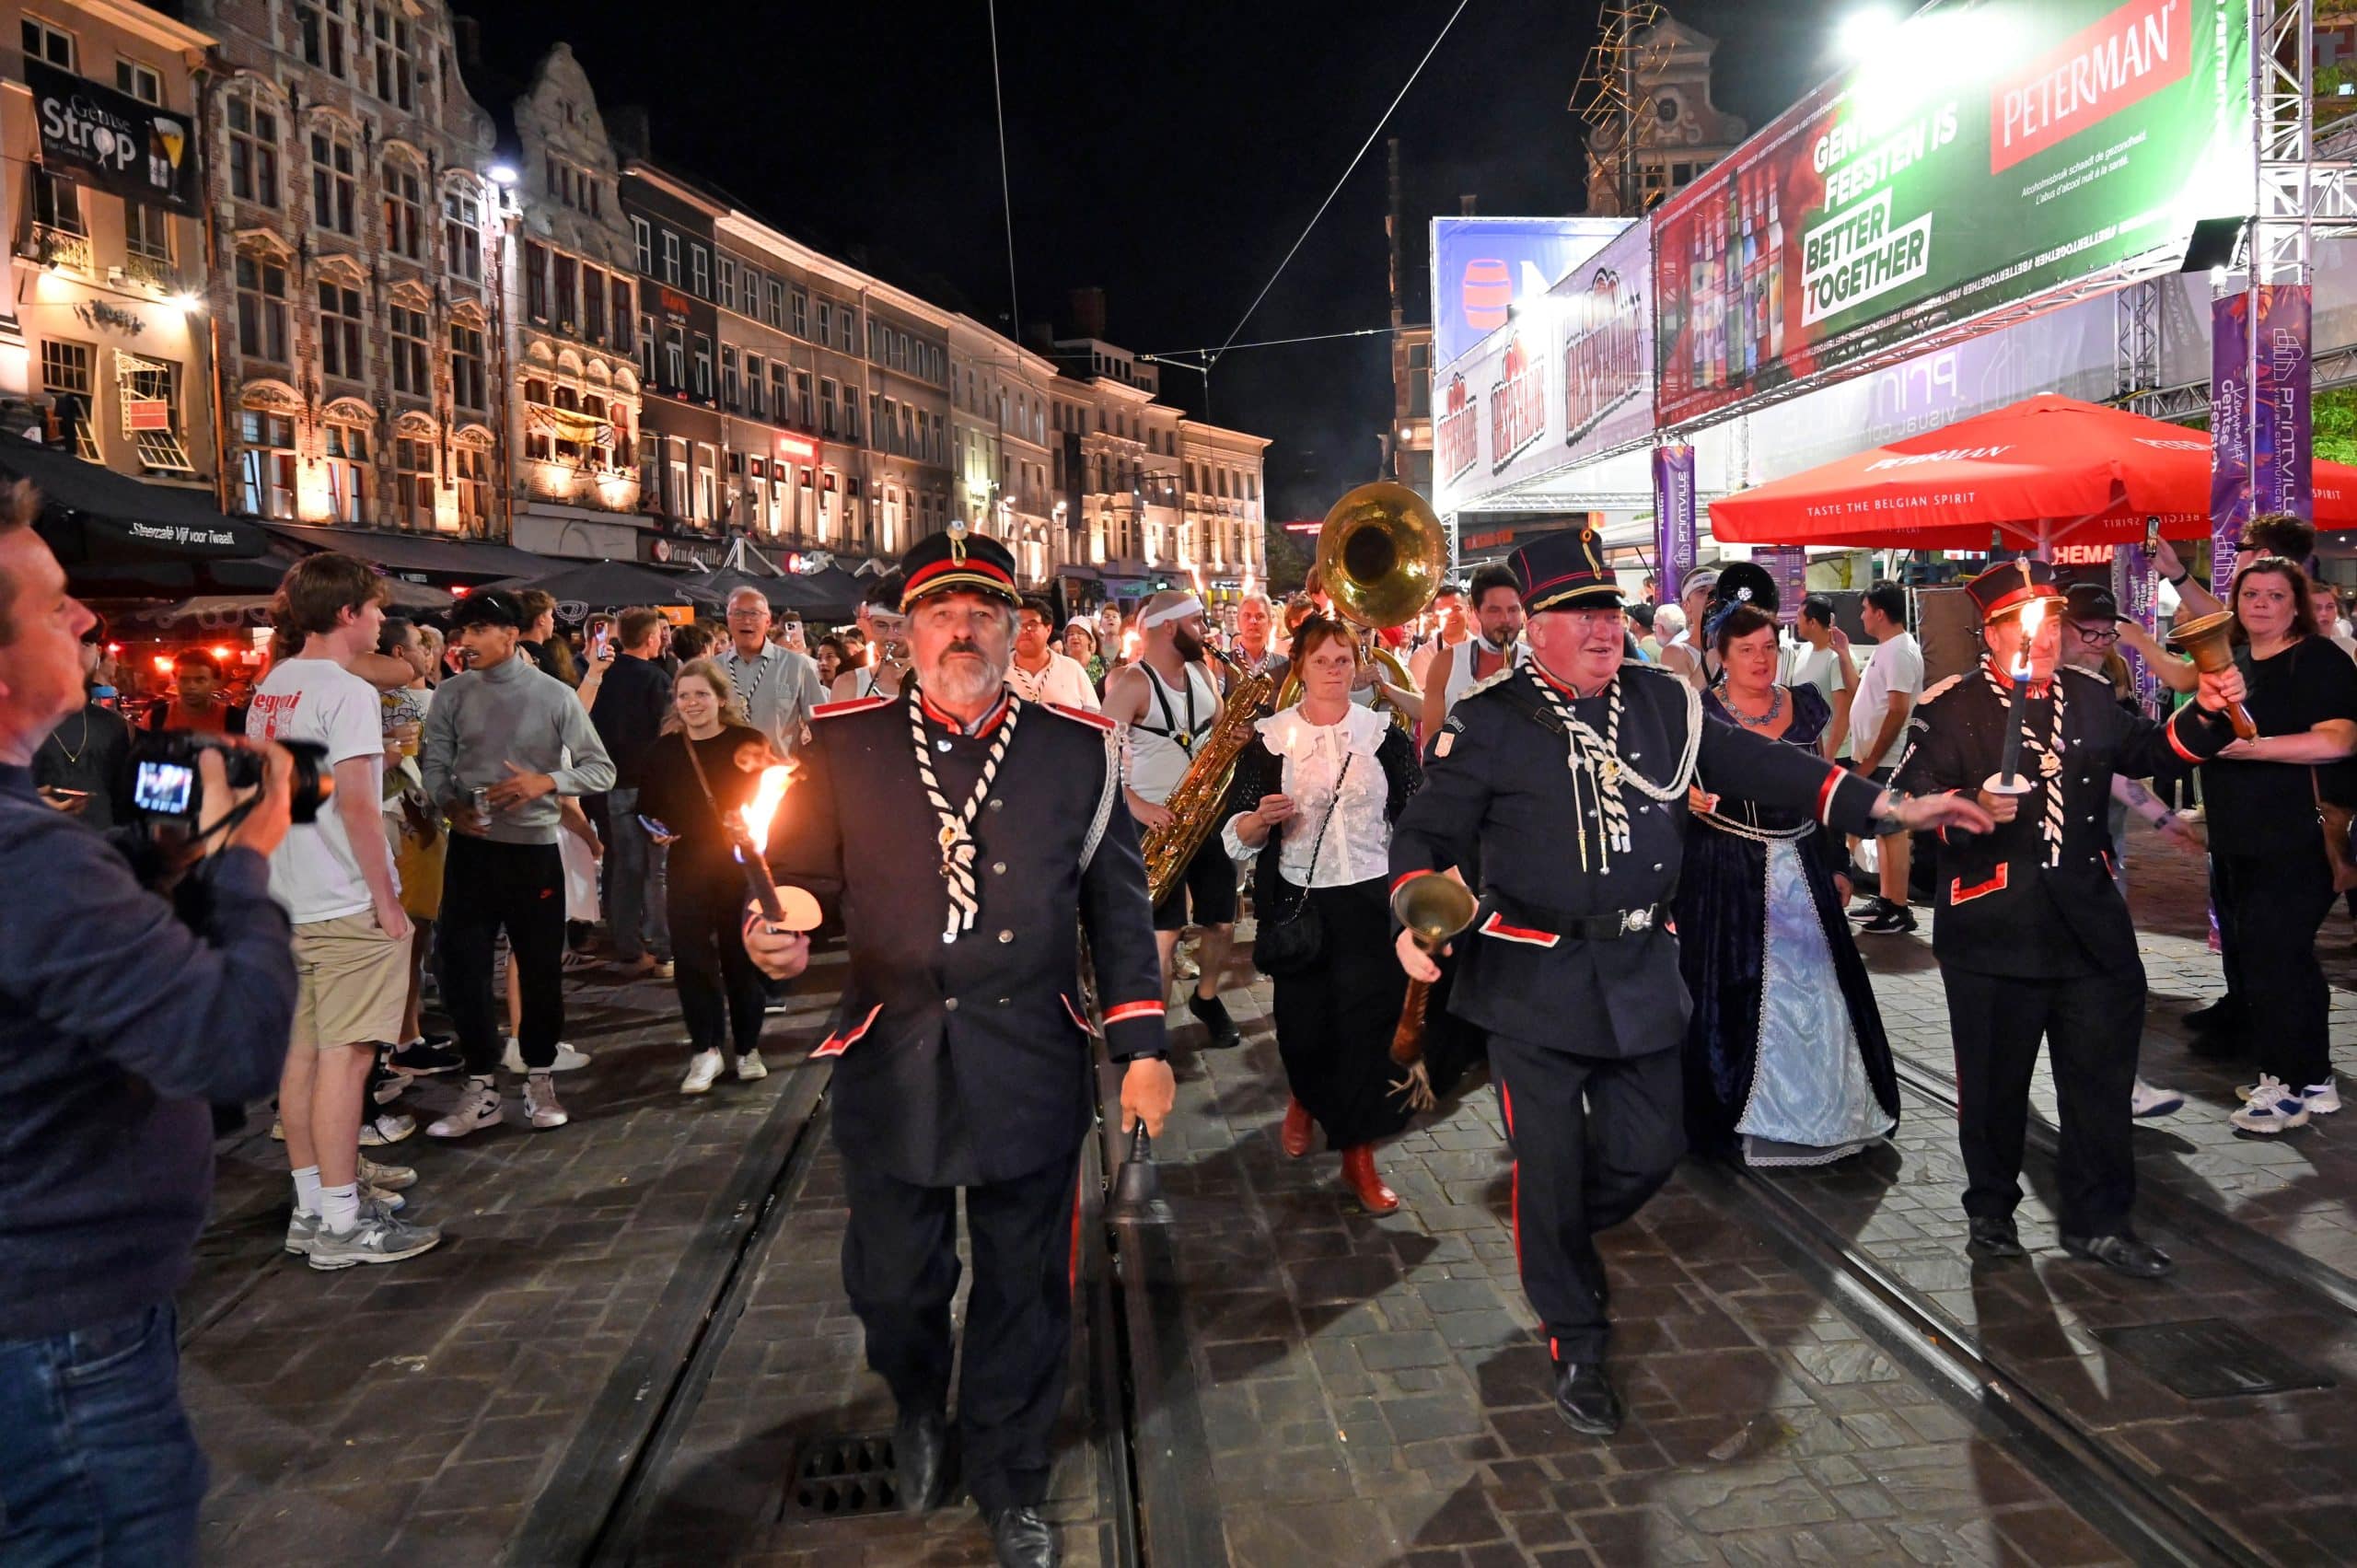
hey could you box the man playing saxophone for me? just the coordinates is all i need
[1103,589,1246,1050]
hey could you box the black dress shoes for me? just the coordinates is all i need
[2062,1232,2174,1278]
[1190,993,1242,1050]
[1552,1360,1622,1437]
[893,1410,955,1515]
[1966,1216,2026,1258]
[985,1504,1059,1568]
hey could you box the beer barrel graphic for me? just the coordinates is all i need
[1462,259,1511,331]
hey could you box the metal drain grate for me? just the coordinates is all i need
[778,1431,901,1522]
[2094,1318,2337,1400]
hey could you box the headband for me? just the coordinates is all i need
[1141,595,1204,629]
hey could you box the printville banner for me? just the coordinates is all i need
[1653,0,2248,427]
[26,61,200,216]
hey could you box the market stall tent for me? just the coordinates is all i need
[1710,395,2357,553]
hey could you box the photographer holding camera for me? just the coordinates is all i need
[0,482,300,1563]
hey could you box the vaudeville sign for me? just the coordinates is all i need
[27,61,200,217]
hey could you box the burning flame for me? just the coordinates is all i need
[1121,628,1142,662]
[737,764,794,849]
[1189,563,1206,600]
[1242,566,1258,601]
[151,654,174,674]
[2011,598,2048,679]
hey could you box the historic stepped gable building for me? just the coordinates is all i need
[190,0,502,536]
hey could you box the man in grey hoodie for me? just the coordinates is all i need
[421,590,615,1137]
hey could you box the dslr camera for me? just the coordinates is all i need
[131,731,332,830]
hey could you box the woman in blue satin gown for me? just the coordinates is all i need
[1675,605,1899,1167]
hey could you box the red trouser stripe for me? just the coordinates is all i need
[1068,1163,1083,1295]
[1499,1077,1521,1272]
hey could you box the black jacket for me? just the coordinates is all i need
[1391,664,1885,1057]
[772,689,1164,1187]
[1897,661,2232,978]
[588,654,675,784]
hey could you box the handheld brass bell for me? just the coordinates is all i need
[2164,612,2258,740]
[1387,873,1480,1111]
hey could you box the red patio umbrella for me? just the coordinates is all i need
[1710,394,2357,553]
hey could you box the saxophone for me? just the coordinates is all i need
[1141,650,1275,905]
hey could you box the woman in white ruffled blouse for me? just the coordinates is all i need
[1225,619,1423,1213]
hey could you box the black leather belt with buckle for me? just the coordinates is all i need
[1557,903,1667,941]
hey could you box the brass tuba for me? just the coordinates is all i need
[1275,481,1446,724]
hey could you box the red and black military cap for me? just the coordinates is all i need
[898,522,1021,612]
[1507,526,1621,615]
[1964,558,2063,625]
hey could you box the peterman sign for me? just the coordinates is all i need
[1653,0,2249,426]
[27,62,199,217]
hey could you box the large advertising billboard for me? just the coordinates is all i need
[1432,216,1627,367]
[27,62,199,217]
[1434,222,1650,514]
[1654,0,2250,426]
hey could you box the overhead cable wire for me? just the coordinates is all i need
[1210,0,1475,366]
[987,0,1023,350]
[1142,323,1404,363]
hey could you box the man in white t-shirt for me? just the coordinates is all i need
[246,554,441,1271]
[1779,595,1857,761]
[1846,582,1925,934]
[1004,596,1100,709]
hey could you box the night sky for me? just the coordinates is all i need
[474,0,1842,520]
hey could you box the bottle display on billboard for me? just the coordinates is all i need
[1653,0,2250,427]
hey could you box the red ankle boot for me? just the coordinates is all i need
[1282,1097,1314,1158]
[1341,1146,1399,1214]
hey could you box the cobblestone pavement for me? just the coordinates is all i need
[180,814,2357,1565]
[183,952,845,1562]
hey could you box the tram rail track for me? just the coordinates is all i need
[1706,1047,2357,1568]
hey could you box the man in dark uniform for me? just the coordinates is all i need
[1390,529,1989,1436]
[1895,559,2245,1278]
[746,525,1173,1568]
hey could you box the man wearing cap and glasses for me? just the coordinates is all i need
[2055,583,2201,1122]
[1898,560,2247,1279]
[1392,529,1992,1441]
[748,525,1167,1568]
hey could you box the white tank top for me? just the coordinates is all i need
[1443,637,1527,710]
[1126,660,1221,804]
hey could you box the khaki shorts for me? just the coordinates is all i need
[291,912,410,1051]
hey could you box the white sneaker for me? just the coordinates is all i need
[2130,1079,2184,1120]
[357,1155,415,1190]
[428,1082,503,1140]
[680,1050,725,1095]
[502,1037,592,1073]
[734,1051,768,1082]
[285,1209,319,1256]
[359,1112,415,1145]
[523,1073,568,1130]
[2303,1080,2343,1115]
[2230,1076,2312,1135]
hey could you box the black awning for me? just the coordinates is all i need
[0,433,269,564]
[260,522,560,582]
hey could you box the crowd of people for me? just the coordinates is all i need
[6,462,2355,1565]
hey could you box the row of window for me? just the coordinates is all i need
[236,254,490,412]
[955,366,1051,447]
[292,0,426,115]
[38,339,192,476]
[21,17,163,103]
[27,168,173,276]
[520,241,634,352]
[224,96,487,282]
[238,408,491,530]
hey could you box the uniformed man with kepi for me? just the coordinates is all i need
[1896,559,2244,1278]
[748,524,1173,1568]
[1390,529,1989,1437]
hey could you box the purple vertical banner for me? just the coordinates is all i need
[2110,538,2163,717]
[2210,290,2251,587]
[1753,546,1808,623]
[1653,443,1696,606]
[2251,283,2313,521]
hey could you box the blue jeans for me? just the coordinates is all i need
[0,1302,205,1566]
[603,787,670,963]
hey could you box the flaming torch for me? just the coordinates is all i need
[733,764,819,932]
[1991,598,2047,793]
